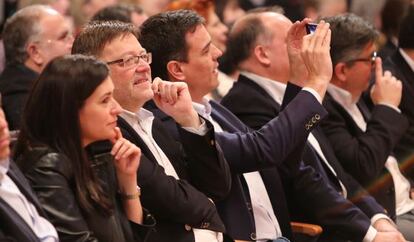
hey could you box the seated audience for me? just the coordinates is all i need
[320,13,414,240]
[0,5,73,130]
[72,21,231,242]
[221,9,403,242]
[139,9,406,242]
[0,107,58,241]
[13,54,155,242]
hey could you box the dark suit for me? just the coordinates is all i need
[117,115,230,242]
[0,161,48,242]
[221,75,387,240]
[382,50,414,170]
[146,89,373,242]
[321,87,409,220]
[0,64,38,130]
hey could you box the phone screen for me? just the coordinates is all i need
[306,23,317,34]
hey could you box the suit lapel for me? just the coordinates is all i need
[356,99,371,121]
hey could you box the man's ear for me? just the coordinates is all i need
[253,45,271,66]
[166,60,186,81]
[334,62,348,83]
[26,42,43,66]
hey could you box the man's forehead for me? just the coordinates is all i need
[101,33,144,56]
[185,24,211,49]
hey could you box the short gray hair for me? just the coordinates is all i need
[2,5,53,65]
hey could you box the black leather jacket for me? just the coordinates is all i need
[17,145,155,242]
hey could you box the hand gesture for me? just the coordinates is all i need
[152,77,201,128]
[301,20,332,99]
[110,127,140,192]
[370,57,402,107]
[287,18,312,86]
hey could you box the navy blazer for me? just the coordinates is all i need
[146,89,373,242]
[321,84,409,220]
[116,115,230,242]
[221,76,387,240]
[0,161,47,242]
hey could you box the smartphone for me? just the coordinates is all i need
[306,23,318,34]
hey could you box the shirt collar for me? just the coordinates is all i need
[120,108,154,124]
[0,158,10,184]
[327,83,359,107]
[240,71,287,104]
[399,48,414,73]
[192,98,212,120]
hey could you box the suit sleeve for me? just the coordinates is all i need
[215,90,328,173]
[178,120,232,201]
[285,82,388,218]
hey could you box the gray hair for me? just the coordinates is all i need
[2,5,55,65]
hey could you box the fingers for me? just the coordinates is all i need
[112,138,135,160]
[110,127,122,144]
[152,78,183,105]
[375,57,383,83]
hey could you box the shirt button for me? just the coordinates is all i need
[184,224,192,231]
[250,232,257,240]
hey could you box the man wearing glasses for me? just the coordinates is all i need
[72,21,232,242]
[319,14,414,239]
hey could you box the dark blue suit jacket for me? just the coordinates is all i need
[221,75,388,241]
[146,89,372,242]
[0,161,47,242]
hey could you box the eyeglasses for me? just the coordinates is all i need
[107,53,152,68]
[346,51,377,66]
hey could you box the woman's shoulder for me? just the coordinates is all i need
[19,145,73,178]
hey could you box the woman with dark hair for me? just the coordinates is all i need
[13,54,154,242]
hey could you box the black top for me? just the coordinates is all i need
[17,144,155,242]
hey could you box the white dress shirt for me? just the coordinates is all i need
[0,159,58,242]
[193,98,282,241]
[120,108,222,242]
[327,84,414,217]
